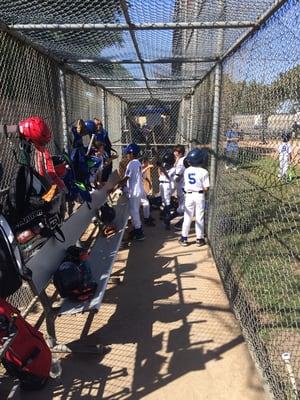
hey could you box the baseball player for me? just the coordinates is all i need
[173,144,186,214]
[113,143,145,241]
[224,124,240,170]
[179,148,210,247]
[158,152,176,229]
[278,132,292,179]
[141,157,155,226]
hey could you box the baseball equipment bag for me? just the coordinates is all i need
[0,299,51,390]
[100,203,116,225]
[6,163,64,242]
[53,246,97,301]
[0,214,31,298]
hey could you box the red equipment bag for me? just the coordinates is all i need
[0,299,52,390]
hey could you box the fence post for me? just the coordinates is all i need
[59,68,68,150]
[207,62,222,239]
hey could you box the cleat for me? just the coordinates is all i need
[196,238,206,247]
[178,236,188,247]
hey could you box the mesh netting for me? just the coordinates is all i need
[0,0,299,398]
[192,1,300,398]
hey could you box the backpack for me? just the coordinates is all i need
[99,203,116,225]
[53,246,97,302]
[62,149,92,204]
[6,164,64,241]
[0,299,51,390]
[0,214,31,298]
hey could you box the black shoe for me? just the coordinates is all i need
[131,229,145,241]
[144,218,155,227]
[178,237,188,246]
[196,238,206,247]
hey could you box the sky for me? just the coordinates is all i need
[98,0,299,87]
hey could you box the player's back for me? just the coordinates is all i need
[184,166,210,192]
[278,142,291,159]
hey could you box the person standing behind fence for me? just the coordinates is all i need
[179,148,209,247]
[225,123,240,170]
[173,144,186,215]
[278,132,292,180]
[94,118,115,182]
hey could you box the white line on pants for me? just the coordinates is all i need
[182,192,205,239]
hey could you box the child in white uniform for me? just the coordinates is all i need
[173,144,186,215]
[113,143,145,241]
[179,148,210,247]
[278,133,292,179]
[158,152,176,229]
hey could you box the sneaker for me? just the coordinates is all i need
[144,218,155,227]
[131,229,145,241]
[174,219,183,231]
[225,164,230,170]
[178,236,188,246]
[196,238,206,247]
[232,166,238,171]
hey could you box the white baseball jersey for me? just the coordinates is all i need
[278,142,292,160]
[183,166,210,192]
[125,159,143,198]
[175,157,185,180]
[159,166,176,183]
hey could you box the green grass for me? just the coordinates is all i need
[213,153,300,327]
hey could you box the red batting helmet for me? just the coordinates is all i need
[19,116,51,148]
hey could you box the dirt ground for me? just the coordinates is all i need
[1,213,269,400]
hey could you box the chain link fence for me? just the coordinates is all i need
[191,1,300,399]
[0,0,299,398]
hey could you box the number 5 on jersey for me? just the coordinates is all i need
[188,173,196,184]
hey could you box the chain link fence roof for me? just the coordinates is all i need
[0,0,278,101]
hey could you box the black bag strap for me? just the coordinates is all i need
[53,227,65,243]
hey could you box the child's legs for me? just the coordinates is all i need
[129,197,142,229]
[176,183,185,214]
[181,194,195,238]
[140,193,150,219]
[163,183,172,207]
[194,194,205,239]
[159,183,166,206]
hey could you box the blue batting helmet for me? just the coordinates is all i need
[187,148,205,166]
[84,120,97,135]
[125,143,140,155]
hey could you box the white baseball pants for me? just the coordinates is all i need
[182,192,205,239]
[129,196,142,229]
[278,158,289,178]
[140,192,150,219]
[159,182,172,206]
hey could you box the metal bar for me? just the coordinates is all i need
[68,57,217,64]
[207,63,222,240]
[90,78,200,82]
[59,68,68,150]
[8,21,257,31]
[119,0,152,97]
[106,86,192,90]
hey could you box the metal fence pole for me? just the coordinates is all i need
[207,62,222,239]
[59,68,68,150]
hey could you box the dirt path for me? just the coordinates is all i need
[3,215,268,400]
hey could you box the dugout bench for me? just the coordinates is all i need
[24,170,129,354]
